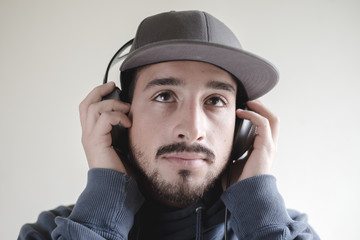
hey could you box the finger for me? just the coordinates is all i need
[236,109,272,146]
[245,100,280,144]
[85,100,130,132]
[92,111,132,138]
[79,82,116,127]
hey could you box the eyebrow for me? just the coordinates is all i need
[206,81,236,93]
[144,77,184,90]
[144,77,236,93]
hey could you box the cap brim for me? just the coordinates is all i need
[121,40,279,100]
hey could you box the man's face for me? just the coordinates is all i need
[128,61,237,207]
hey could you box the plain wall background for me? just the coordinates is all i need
[1,0,359,239]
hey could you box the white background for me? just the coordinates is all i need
[1,0,359,239]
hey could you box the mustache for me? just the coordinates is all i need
[155,142,215,162]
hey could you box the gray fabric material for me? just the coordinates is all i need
[18,170,320,239]
[121,10,279,100]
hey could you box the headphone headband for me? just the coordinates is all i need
[103,39,134,85]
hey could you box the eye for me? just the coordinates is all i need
[205,95,227,107]
[153,91,176,103]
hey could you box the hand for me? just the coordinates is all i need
[79,82,131,173]
[228,100,280,183]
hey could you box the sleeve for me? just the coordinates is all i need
[221,175,320,240]
[18,205,74,240]
[53,168,144,240]
[18,168,144,240]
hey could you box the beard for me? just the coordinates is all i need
[144,167,217,207]
[129,142,229,208]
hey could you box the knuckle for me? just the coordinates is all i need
[87,103,98,115]
[81,135,86,145]
[79,100,86,114]
[98,111,115,126]
[100,111,111,119]
[81,134,90,147]
[109,99,128,112]
[270,114,280,125]
[108,99,117,111]
[259,117,270,129]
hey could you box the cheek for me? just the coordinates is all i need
[129,106,170,153]
[209,114,236,158]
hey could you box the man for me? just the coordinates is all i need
[19,10,319,239]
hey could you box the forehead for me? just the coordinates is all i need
[135,61,238,90]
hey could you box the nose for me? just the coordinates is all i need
[173,100,206,143]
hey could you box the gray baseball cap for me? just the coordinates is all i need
[120,10,279,100]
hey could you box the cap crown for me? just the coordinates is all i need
[131,11,242,52]
[121,10,279,100]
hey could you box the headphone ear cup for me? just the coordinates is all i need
[102,86,122,101]
[231,117,257,161]
[101,86,129,157]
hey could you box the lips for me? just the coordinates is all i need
[161,152,209,168]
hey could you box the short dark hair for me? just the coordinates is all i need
[120,67,142,103]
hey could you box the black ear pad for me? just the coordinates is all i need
[102,87,122,101]
[102,87,129,157]
[231,117,257,161]
[101,40,134,159]
[231,103,257,162]
[102,85,129,103]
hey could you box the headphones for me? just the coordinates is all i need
[102,40,257,162]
